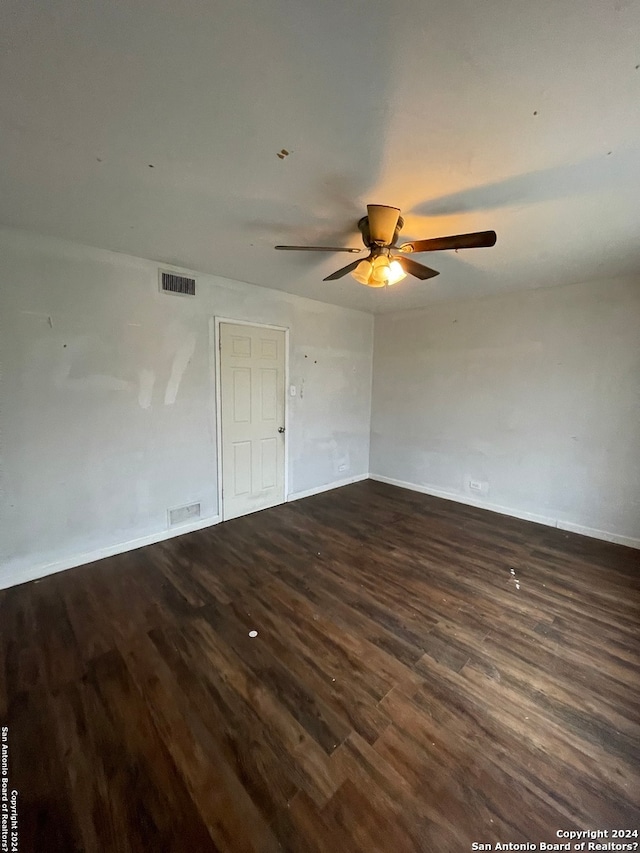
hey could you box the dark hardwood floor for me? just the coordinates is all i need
[1,480,639,852]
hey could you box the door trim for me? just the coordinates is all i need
[211,316,290,521]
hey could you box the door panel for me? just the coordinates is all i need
[260,368,277,420]
[232,368,251,422]
[260,437,277,489]
[232,441,252,496]
[220,323,286,520]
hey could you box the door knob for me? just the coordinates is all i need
[278,427,285,433]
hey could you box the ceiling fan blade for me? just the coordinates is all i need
[395,256,440,281]
[367,205,401,245]
[323,258,366,281]
[275,245,361,253]
[398,230,497,253]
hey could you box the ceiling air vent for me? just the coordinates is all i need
[159,270,196,296]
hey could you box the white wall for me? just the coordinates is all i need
[370,276,640,547]
[0,228,373,588]
[2,228,638,592]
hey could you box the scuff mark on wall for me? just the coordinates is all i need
[19,310,54,328]
[164,333,196,405]
[138,368,155,409]
[54,359,135,392]
[49,335,136,393]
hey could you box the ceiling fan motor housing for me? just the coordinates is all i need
[358,214,405,249]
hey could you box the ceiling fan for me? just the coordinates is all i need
[275,204,496,287]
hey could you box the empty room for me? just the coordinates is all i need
[1,0,639,851]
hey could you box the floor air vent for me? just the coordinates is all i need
[160,270,196,296]
[168,503,201,526]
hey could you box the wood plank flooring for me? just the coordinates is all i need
[1,480,639,851]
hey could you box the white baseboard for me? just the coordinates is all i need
[369,474,557,527]
[2,474,368,590]
[1,474,368,590]
[4,473,637,592]
[0,514,221,591]
[556,519,640,549]
[287,473,368,503]
[369,474,640,550]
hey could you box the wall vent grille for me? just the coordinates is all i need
[160,270,196,296]
[168,503,201,526]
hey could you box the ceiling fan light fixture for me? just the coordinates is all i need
[366,276,387,288]
[387,259,407,285]
[371,262,390,285]
[352,259,373,284]
[351,254,406,287]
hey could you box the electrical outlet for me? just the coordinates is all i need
[338,464,347,473]
[469,480,482,491]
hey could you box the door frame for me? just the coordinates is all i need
[211,316,290,521]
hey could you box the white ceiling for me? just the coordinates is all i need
[1,0,640,313]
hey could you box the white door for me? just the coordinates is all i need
[219,323,286,520]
